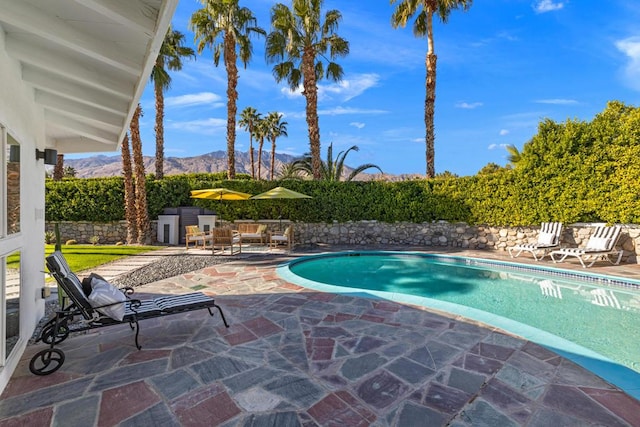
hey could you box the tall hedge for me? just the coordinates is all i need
[46,101,640,226]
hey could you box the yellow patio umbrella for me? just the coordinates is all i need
[250,186,312,229]
[190,188,252,201]
[190,188,252,226]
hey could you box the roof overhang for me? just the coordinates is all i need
[0,0,179,154]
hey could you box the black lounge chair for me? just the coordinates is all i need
[29,251,229,376]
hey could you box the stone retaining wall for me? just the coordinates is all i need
[46,220,640,264]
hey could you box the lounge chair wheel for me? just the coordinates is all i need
[29,348,65,376]
[41,322,70,345]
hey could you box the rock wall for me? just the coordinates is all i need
[45,220,639,264]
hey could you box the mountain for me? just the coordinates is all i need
[62,150,419,181]
[63,150,298,179]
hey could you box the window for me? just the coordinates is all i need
[3,250,20,362]
[6,133,20,235]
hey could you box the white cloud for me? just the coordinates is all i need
[318,74,380,102]
[318,106,388,116]
[533,0,565,14]
[281,85,303,99]
[350,122,366,129]
[455,101,483,109]
[534,98,578,105]
[167,118,227,135]
[166,92,224,108]
[615,36,640,91]
[499,129,509,136]
[488,143,509,150]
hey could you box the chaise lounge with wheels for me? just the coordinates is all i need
[29,251,229,376]
[507,222,563,261]
[549,225,624,268]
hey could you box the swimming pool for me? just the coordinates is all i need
[277,251,640,399]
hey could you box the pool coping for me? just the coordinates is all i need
[276,250,640,401]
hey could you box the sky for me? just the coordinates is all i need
[73,0,640,177]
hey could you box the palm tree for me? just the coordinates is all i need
[238,106,261,178]
[292,142,382,181]
[130,104,151,245]
[191,0,265,180]
[53,154,64,180]
[391,0,473,178]
[254,118,268,179]
[505,144,522,166]
[265,111,288,180]
[150,27,195,180]
[120,132,138,244]
[266,0,349,180]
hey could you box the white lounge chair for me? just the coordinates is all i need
[507,222,563,261]
[550,225,623,268]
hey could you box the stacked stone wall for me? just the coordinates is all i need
[45,221,639,264]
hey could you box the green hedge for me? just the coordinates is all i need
[46,101,640,226]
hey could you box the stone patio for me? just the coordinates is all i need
[1,247,639,426]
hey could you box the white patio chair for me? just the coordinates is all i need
[507,222,563,261]
[549,225,624,268]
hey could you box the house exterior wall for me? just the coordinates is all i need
[0,29,48,393]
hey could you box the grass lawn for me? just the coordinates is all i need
[7,245,162,273]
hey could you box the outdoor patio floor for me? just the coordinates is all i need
[1,246,639,426]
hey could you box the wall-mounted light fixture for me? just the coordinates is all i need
[35,148,57,165]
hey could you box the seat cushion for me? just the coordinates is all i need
[537,231,557,245]
[87,276,126,321]
[587,237,610,251]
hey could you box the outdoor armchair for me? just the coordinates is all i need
[185,225,208,250]
[211,227,242,255]
[269,225,293,251]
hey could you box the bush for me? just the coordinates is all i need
[65,239,77,245]
[88,236,100,245]
[45,231,55,244]
[43,102,640,227]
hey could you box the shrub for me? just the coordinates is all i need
[65,239,77,245]
[45,231,55,244]
[88,236,100,245]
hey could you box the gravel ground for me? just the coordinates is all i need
[110,253,234,288]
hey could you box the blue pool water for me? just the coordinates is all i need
[278,252,640,397]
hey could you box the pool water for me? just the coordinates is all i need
[284,252,640,376]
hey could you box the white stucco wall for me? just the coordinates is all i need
[0,28,48,394]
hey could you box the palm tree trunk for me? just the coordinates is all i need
[257,137,264,179]
[53,154,64,180]
[425,10,436,179]
[425,52,436,179]
[224,35,238,179]
[130,104,151,245]
[270,137,276,180]
[121,132,138,244]
[154,81,165,179]
[249,133,255,179]
[302,48,322,180]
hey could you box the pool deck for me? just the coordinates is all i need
[1,245,640,426]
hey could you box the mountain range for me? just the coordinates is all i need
[62,150,417,181]
[63,150,299,179]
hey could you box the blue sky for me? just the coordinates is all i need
[83,0,640,176]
